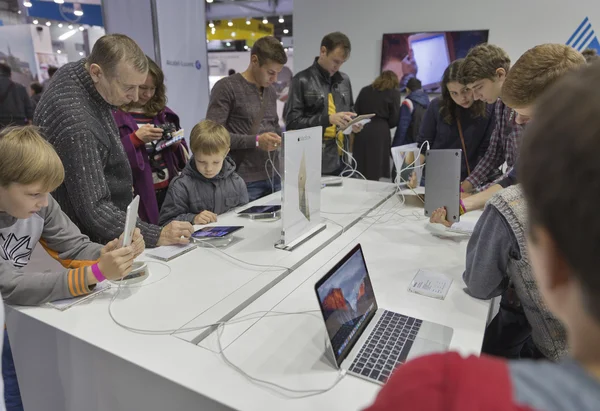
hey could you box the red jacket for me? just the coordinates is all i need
[363,353,538,411]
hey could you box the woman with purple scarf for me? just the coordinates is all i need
[113,57,188,224]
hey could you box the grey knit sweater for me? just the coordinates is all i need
[464,185,567,360]
[33,60,162,246]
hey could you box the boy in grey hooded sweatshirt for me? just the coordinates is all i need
[159,120,249,226]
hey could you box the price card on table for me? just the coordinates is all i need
[408,269,452,300]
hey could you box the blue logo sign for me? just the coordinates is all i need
[567,17,600,53]
[195,60,202,70]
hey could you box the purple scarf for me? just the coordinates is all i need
[113,107,188,225]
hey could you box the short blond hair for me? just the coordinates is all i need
[502,44,586,108]
[0,126,64,191]
[190,120,230,156]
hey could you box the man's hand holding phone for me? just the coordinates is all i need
[257,132,281,152]
[330,112,357,130]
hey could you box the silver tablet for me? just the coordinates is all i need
[122,195,140,247]
[424,150,462,223]
[236,205,281,220]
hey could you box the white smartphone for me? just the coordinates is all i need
[121,195,140,247]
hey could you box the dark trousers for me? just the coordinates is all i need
[246,177,281,202]
[482,290,545,360]
[3,330,24,411]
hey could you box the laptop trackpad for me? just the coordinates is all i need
[406,338,449,362]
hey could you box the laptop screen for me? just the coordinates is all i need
[315,244,378,365]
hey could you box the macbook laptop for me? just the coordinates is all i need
[314,244,453,385]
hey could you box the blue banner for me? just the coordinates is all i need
[27,1,103,26]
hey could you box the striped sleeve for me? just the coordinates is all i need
[67,267,91,297]
[0,261,91,306]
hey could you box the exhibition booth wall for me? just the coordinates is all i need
[293,0,600,92]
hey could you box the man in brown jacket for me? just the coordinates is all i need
[206,36,287,201]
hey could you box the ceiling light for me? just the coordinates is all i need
[58,29,77,40]
[45,21,51,26]
[58,23,63,28]
[246,18,251,25]
[17,10,21,14]
[279,16,284,23]
[79,52,84,56]
[284,48,288,52]
[32,19,38,24]
[208,21,214,28]
[283,29,289,34]
[23,1,32,7]
[57,50,62,54]
[244,45,249,50]
[79,26,85,31]
[226,42,231,47]
[73,3,83,16]
[68,24,73,29]
[227,20,233,27]
[231,32,236,37]
[54,0,65,3]
[211,28,216,34]
[262,17,268,24]
[206,0,213,3]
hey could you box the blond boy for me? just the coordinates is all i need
[159,120,249,226]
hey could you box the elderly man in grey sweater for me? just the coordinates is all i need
[34,34,193,247]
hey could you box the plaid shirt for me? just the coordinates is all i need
[466,98,524,190]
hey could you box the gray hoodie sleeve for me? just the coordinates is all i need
[159,177,197,225]
[235,174,249,206]
[462,205,520,300]
[1,196,103,306]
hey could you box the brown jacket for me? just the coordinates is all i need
[206,73,281,183]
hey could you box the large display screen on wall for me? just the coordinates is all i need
[381,30,489,93]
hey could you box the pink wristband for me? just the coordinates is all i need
[91,263,106,282]
[255,135,259,147]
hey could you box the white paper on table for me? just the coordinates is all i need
[342,118,371,135]
[47,281,112,311]
[447,220,477,235]
[408,269,452,300]
[146,243,197,262]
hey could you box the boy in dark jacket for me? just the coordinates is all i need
[159,120,249,225]
[392,78,429,147]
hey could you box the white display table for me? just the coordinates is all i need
[6,181,490,411]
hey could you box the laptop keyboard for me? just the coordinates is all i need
[348,310,422,384]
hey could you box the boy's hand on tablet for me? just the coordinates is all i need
[158,221,194,246]
[97,246,135,281]
[101,238,120,255]
[461,180,474,194]
[131,228,145,257]
[194,210,218,225]
[430,207,453,228]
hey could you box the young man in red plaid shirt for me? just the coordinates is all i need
[457,44,523,213]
